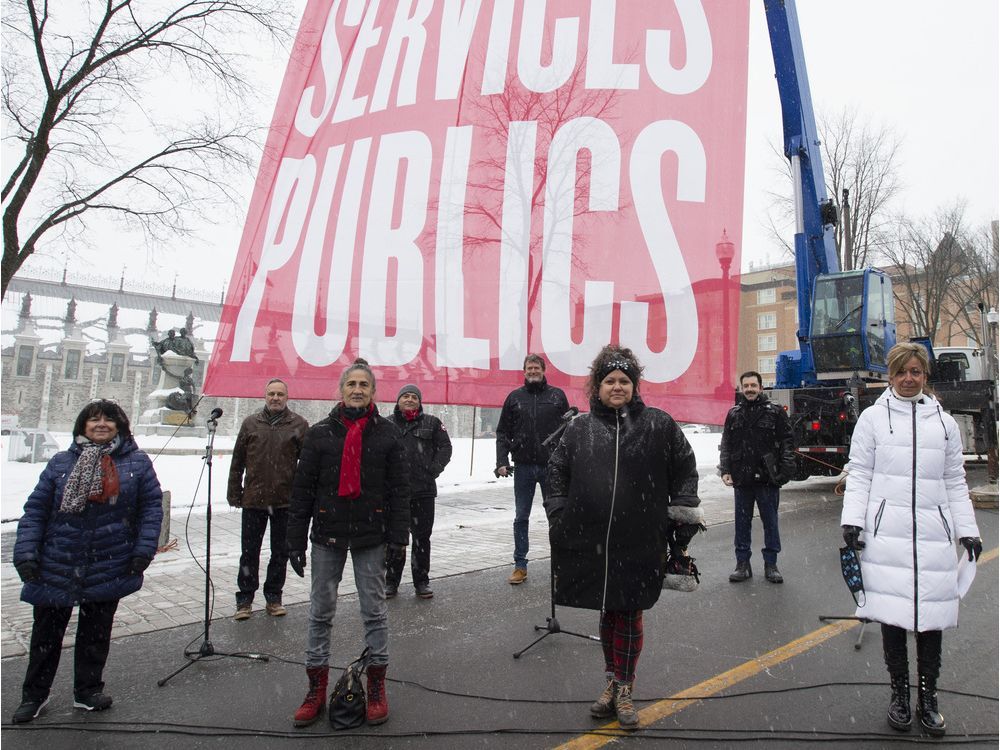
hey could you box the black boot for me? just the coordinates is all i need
[886,673,911,731]
[916,673,946,736]
[728,561,752,582]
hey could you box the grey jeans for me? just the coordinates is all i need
[305,542,388,667]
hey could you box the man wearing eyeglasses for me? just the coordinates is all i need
[228,379,309,620]
[719,371,796,584]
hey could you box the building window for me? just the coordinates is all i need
[757,312,777,330]
[15,345,34,376]
[64,349,81,380]
[110,353,126,383]
[757,288,776,305]
[758,334,777,352]
[966,334,979,348]
[758,356,776,374]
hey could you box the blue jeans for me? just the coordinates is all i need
[733,484,781,565]
[513,463,548,570]
[306,543,388,668]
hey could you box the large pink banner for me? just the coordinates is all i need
[205,0,749,424]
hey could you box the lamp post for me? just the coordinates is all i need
[716,230,735,398]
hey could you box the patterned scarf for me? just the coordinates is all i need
[60,435,121,514]
[338,404,373,499]
[263,406,286,425]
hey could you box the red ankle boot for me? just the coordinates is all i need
[293,666,329,727]
[366,664,389,725]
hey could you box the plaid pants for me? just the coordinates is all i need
[600,610,644,684]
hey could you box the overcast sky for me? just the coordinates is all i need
[12,0,999,293]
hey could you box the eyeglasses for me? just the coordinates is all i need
[896,369,925,378]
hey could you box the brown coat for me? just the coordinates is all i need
[228,408,309,509]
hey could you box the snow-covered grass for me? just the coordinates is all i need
[1,432,723,528]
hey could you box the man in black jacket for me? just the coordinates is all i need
[286,360,410,728]
[387,384,452,600]
[719,371,796,584]
[495,354,569,584]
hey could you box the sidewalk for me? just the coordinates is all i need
[0,483,544,658]
[0,478,752,660]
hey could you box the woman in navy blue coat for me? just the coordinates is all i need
[11,400,163,723]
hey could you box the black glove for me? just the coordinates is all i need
[128,557,151,575]
[960,536,983,562]
[386,543,407,565]
[15,560,41,583]
[289,550,307,577]
[842,525,865,550]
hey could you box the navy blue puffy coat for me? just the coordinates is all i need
[13,437,164,607]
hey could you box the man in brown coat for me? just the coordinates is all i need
[228,378,309,620]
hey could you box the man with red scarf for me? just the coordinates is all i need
[286,360,411,728]
[387,384,452,600]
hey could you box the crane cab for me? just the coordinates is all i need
[809,269,896,381]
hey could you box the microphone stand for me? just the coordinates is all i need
[513,408,600,658]
[158,412,268,687]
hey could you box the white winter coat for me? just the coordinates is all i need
[841,388,979,632]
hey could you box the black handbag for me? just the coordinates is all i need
[329,648,368,729]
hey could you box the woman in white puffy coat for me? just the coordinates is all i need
[841,343,981,737]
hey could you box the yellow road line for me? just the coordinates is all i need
[555,619,858,750]
[555,546,997,750]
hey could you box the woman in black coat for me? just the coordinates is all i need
[11,400,163,724]
[545,345,700,730]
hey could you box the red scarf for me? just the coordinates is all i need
[402,408,419,422]
[338,404,373,499]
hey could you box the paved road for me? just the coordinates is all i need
[2,469,997,748]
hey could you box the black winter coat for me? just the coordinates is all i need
[719,393,795,487]
[545,397,699,611]
[495,379,570,468]
[14,437,164,607]
[288,405,411,551]
[390,407,453,498]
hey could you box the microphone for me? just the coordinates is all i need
[208,407,223,421]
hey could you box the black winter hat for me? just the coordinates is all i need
[396,384,422,404]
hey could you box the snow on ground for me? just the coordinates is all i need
[1,432,723,528]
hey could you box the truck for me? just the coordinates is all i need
[761,0,997,480]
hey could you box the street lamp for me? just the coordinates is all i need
[984,307,999,484]
[716,230,735,398]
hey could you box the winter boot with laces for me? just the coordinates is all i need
[614,681,639,730]
[293,666,329,727]
[916,673,946,736]
[589,677,616,719]
[366,664,389,725]
[886,673,912,731]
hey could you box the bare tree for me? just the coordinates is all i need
[765,107,901,270]
[1,0,294,298]
[941,221,999,346]
[879,203,980,341]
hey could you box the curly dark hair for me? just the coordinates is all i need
[72,399,132,442]
[585,345,644,400]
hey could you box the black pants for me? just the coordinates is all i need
[881,623,942,679]
[386,495,435,587]
[22,599,119,701]
[237,507,289,606]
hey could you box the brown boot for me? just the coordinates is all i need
[589,678,615,719]
[366,664,389,725]
[293,666,328,727]
[614,681,639,729]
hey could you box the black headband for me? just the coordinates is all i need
[596,358,638,385]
